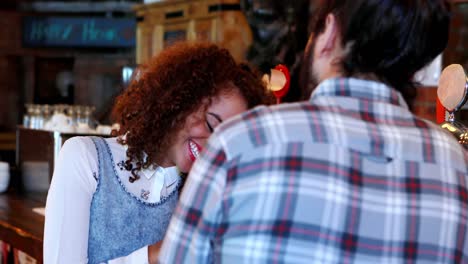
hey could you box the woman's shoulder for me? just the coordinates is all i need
[63,136,121,151]
[62,136,92,151]
[55,137,98,169]
[103,137,127,157]
[53,137,100,188]
[60,136,126,166]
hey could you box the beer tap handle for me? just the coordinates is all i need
[437,64,468,148]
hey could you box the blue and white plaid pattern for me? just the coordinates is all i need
[159,78,468,264]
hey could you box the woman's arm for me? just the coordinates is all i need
[148,241,163,264]
[44,137,98,263]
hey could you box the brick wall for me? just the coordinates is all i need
[0,56,20,131]
[444,2,468,70]
[414,87,438,122]
[0,12,22,130]
[0,11,21,52]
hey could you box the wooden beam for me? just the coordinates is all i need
[19,1,139,13]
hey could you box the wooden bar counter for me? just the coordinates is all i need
[0,191,46,263]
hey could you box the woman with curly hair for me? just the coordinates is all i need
[44,42,273,264]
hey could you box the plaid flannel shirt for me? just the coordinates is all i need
[159,78,468,264]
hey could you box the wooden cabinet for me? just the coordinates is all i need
[134,0,252,64]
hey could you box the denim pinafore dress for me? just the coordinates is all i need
[87,137,180,264]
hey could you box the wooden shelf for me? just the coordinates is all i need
[134,0,252,64]
[0,133,15,151]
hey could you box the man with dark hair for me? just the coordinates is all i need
[159,1,468,263]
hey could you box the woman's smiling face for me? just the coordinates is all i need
[161,88,248,173]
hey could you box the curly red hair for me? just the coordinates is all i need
[111,42,273,182]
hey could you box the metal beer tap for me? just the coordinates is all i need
[437,64,468,149]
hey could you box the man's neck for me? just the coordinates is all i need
[352,72,381,82]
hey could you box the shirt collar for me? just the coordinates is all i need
[141,165,157,180]
[140,165,179,184]
[163,166,181,187]
[310,77,409,109]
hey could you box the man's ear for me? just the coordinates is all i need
[317,14,340,57]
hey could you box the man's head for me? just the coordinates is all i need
[305,0,450,107]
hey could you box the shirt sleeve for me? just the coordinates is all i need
[158,133,228,263]
[44,137,98,263]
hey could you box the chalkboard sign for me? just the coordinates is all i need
[23,17,136,48]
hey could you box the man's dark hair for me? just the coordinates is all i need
[311,0,451,108]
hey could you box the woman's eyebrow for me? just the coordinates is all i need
[207,112,223,123]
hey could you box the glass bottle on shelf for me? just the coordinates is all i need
[53,104,66,115]
[66,105,77,128]
[29,104,37,129]
[86,106,97,129]
[42,104,51,126]
[23,104,34,128]
[32,105,44,129]
[75,105,91,133]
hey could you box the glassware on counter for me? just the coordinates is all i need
[42,104,52,126]
[22,104,105,134]
[31,104,44,129]
[23,104,34,128]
